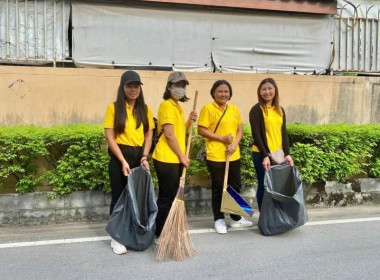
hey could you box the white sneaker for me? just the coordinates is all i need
[111,238,127,255]
[229,217,254,228]
[214,219,227,234]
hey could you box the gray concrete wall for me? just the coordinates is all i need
[1,178,380,226]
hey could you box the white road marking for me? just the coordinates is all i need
[0,236,111,248]
[305,217,380,226]
[1,216,379,249]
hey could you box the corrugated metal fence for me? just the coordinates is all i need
[0,0,70,65]
[1,0,380,74]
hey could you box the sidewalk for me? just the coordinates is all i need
[1,205,380,245]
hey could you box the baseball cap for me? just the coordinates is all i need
[121,71,143,85]
[167,72,189,85]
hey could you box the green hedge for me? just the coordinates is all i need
[287,124,380,182]
[0,123,379,195]
[0,125,109,196]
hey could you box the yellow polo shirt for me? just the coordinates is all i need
[152,99,186,163]
[198,102,242,162]
[104,103,154,146]
[252,106,283,153]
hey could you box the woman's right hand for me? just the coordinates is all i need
[220,133,233,145]
[179,155,190,168]
[262,156,271,171]
[121,160,131,176]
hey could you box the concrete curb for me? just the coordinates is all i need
[1,179,379,226]
[0,191,111,226]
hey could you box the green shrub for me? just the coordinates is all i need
[43,125,110,195]
[0,126,46,193]
[371,158,380,177]
[239,125,256,187]
[0,123,379,195]
[187,128,208,178]
[288,123,380,183]
[290,143,328,184]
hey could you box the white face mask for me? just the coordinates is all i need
[171,87,186,100]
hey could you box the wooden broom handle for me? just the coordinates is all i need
[181,90,199,178]
[223,149,230,190]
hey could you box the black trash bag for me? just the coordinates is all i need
[106,166,158,251]
[258,164,308,236]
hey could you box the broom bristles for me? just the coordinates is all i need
[156,197,197,261]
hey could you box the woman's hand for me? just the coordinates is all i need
[121,160,131,176]
[285,155,294,166]
[262,156,271,171]
[220,133,233,145]
[226,144,237,155]
[186,111,198,131]
[188,111,197,122]
[179,155,190,168]
[140,156,150,170]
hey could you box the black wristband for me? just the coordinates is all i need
[142,154,148,158]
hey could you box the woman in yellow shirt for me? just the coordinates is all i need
[249,78,294,211]
[152,72,197,239]
[104,71,154,254]
[198,80,253,234]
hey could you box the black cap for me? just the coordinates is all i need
[121,71,143,85]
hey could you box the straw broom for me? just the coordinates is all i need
[156,91,199,261]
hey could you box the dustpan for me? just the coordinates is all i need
[220,151,254,218]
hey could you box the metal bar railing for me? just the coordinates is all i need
[25,0,28,59]
[35,0,38,58]
[6,0,10,58]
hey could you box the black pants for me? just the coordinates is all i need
[153,160,183,237]
[206,159,242,221]
[252,152,265,211]
[108,145,142,215]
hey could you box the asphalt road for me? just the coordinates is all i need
[1,206,380,280]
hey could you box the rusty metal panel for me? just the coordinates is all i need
[134,0,337,15]
[333,1,380,73]
[0,0,70,65]
[333,17,380,72]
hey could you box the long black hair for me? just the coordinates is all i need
[163,81,190,102]
[113,82,149,135]
[257,77,283,116]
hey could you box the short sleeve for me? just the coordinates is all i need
[147,105,155,130]
[159,101,175,125]
[197,105,211,128]
[104,104,115,128]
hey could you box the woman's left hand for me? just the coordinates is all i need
[226,144,237,155]
[285,155,294,166]
[140,158,150,170]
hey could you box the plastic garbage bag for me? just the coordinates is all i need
[258,164,308,236]
[106,166,158,251]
